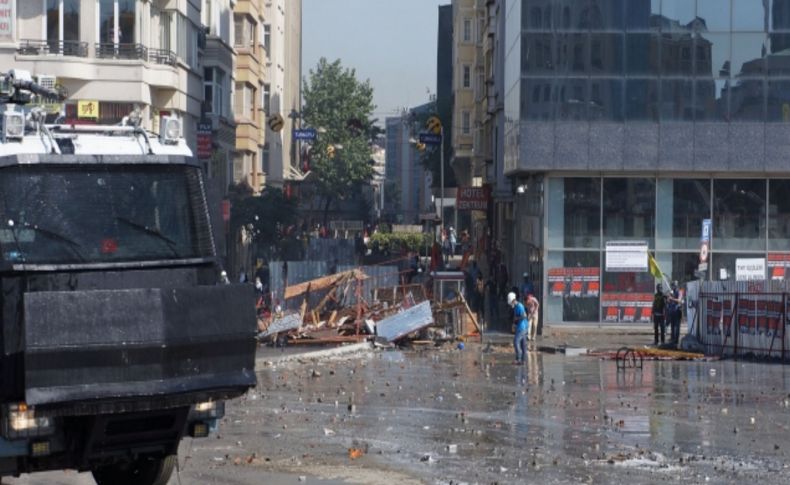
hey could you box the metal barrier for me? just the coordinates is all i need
[698,290,787,361]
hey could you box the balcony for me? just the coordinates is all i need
[18,40,89,57]
[95,43,177,66]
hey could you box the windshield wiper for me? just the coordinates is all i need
[21,224,87,262]
[115,216,180,258]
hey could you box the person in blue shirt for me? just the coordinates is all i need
[508,292,529,364]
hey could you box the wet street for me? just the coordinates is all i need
[8,347,790,484]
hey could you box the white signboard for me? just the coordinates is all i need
[735,258,766,281]
[605,241,648,273]
[0,0,14,41]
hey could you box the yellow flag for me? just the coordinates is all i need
[648,253,663,280]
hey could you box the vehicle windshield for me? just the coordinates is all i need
[0,164,213,265]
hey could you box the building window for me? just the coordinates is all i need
[175,13,198,69]
[204,67,226,117]
[262,83,270,114]
[263,23,271,54]
[46,0,80,50]
[234,15,256,49]
[234,82,256,120]
[714,179,766,251]
[462,65,471,88]
[98,0,135,44]
[463,18,471,42]
[462,111,471,134]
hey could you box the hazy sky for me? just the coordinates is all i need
[303,0,448,123]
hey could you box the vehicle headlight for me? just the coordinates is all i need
[2,403,54,439]
[190,400,225,420]
[3,112,25,140]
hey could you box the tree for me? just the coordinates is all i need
[302,58,375,226]
[229,185,298,260]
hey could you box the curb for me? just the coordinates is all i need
[254,341,373,370]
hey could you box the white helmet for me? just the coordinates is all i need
[507,292,517,305]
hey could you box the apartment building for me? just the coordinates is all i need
[232,0,301,193]
[2,0,205,150]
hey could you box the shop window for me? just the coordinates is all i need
[713,179,766,251]
[603,178,655,246]
[769,179,790,250]
[548,177,601,249]
[546,251,601,323]
[656,179,712,251]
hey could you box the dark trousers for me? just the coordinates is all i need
[669,311,681,343]
[653,314,665,344]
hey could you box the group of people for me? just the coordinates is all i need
[651,281,684,346]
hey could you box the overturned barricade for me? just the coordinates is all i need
[696,280,790,361]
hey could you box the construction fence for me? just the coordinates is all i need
[696,280,790,361]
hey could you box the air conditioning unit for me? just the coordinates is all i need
[37,75,56,91]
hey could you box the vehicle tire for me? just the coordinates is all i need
[92,454,176,485]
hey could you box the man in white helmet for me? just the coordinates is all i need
[508,292,529,364]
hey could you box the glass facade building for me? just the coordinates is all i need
[503,0,790,324]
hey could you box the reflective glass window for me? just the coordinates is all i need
[522,34,556,74]
[564,178,601,248]
[731,33,768,77]
[625,79,659,121]
[589,79,624,121]
[661,79,695,121]
[713,179,766,251]
[64,0,80,43]
[603,178,656,245]
[625,33,659,74]
[694,33,731,77]
[660,33,695,75]
[589,0,624,31]
[626,0,660,31]
[695,79,729,121]
[556,0,590,31]
[522,79,554,121]
[697,0,732,32]
[656,179,712,250]
[770,179,790,250]
[766,80,790,121]
[555,78,589,121]
[730,78,766,121]
[767,41,790,73]
[524,0,549,30]
[733,0,769,31]
[772,0,790,31]
[590,33,623,74]
[660,0,696,30]
[555,33,588,72]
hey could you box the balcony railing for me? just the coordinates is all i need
[95,43,177,66]
[18,40,89,57]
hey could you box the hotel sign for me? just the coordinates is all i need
[0,0,14,41]
[456,186,491,211]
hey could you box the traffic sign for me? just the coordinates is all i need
[426,116,442,135]
[268,113,284,132]
[418,132,442,145]
[293,128,317,141]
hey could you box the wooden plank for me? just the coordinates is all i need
[284,269,367,300]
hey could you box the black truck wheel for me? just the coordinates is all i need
[92,454,176,485]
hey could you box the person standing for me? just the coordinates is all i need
[474,273,486,327]
[449,226,457,256]
[508,292,529,364]
[485,275,500,328]
[525,292,540,341]
[667,281,683,345]
[652,284,666,345]
[521,273,535,301]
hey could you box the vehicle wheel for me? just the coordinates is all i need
[92,454,176,485]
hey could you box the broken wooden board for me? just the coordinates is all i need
[284,269,368,300]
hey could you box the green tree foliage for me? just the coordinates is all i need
[229,185,298,258]
[302,58,375,224]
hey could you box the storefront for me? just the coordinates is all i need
[544,176,790,324]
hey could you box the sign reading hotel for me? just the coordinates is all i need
[0,0,14,41]
[456,186,491,211]
[605,241,648,272]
